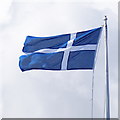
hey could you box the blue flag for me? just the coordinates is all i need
[19,27,102,72]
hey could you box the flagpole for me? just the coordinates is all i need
[104,16,110,120]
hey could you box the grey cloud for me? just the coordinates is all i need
[1,1,118,118]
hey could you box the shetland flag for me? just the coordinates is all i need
[19,27,102,72]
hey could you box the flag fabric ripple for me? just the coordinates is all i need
[19,27,102,72]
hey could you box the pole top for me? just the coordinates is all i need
[104,16,108,21]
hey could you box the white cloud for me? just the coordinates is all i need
[0,0,118,118]
[0,0,13,24]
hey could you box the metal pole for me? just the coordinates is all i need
[104,16,110,120]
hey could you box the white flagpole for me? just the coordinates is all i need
[104,16,110,120]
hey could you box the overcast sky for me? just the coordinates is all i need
[0,0,118,118]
